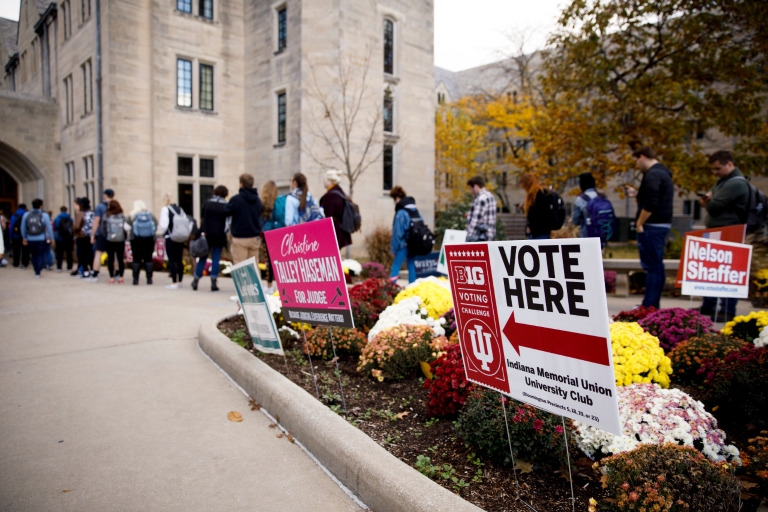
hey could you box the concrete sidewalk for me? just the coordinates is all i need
[0,268,361,512]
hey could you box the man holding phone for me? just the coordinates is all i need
[624,146,674,309]
[697,150,750,321]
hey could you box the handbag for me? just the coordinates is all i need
[190,234,210,259]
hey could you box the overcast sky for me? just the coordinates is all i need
[0,0,566,71]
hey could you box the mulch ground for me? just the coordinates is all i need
[219,316,764,512]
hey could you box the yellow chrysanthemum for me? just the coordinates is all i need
[394,282,453,319]
[610,322,672,388]
[721,311,768,336]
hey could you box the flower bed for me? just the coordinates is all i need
[612,306,657,323]
[609,322,672,387]
[667,334,746,387]
[637,307,713,352]
[722,311,768,343]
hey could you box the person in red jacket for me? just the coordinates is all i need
[319,169,352,250]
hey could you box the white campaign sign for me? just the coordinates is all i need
[437,229,467,275]
[445,238,621,435]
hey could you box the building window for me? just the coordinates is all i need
[61,1,71,40]
[383,19,394,74]
[178,156,193,177]
[277,7,287,51]
[277,92,287,144]
[199,63,213,111]
[437,92,445,105]
[383,144,393,190]
[63,74,74,124]
[177,0,192,14]
[81,59,93,114]
[200,158,214,178]
[66,162,76,208]
[200,184,214,213]
[199,0,213,19]
[683,200,702,221]
[83,155,95,202]
[178,183,194,216]
[177,59,192,107]
[383,90,394,133]
[81,0,91,22]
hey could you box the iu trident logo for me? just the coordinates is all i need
[468,324,493,371]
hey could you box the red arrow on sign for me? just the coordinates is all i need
[502,312,610,366]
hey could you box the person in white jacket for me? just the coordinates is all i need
[158,193,188,290]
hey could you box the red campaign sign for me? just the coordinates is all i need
[681,236,752,299]
[675,224,745,287]
[445,246,509,394]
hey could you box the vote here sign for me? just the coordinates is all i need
[264,218,354,328]
[445,238,621,435]
[681,236,752,299]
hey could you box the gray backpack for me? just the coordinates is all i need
[169,206,193,243]
[105,214,126,242]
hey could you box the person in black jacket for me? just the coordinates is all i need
[226,174,263,265]
[519,173,551,239]
[319,169,352,250]
[192,185,229,292]
[625,146,674,309]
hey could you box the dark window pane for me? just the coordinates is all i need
[383,144,393,190]
[277,8,287,51]
[200,184,214,213]
[383,94,393,132]
[177,59,192,107]
[199,0,212,19]
[694,201,701,220]
[178,183,194,217]
[383,19,394,74]
[177,0,191,13]
[200,158,214,178]
[177,156,193,176]
[200,64,213,110]
[277,92,287,143]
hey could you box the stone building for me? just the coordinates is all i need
[0,0,435,254]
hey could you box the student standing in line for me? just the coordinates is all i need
[388,186,419,284]
[10,203,29,268]
[225,174,263,265]
[88,189,115,282]
[20,198,54,278]
[319,169,352,250]
[158,193,189,289]
[285,173,323,226]
[519,173,552,240]
[465,175,497,242]
[126,200,158,286]
[103,200,128,284]
[73,197,95,278]
[259,180,285,294]
[192,185,229,292]
[53,206,75,272]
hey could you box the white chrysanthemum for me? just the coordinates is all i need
[367,296,445,340]
[266,294,282,315]
[406,276,451,292]
[755,326,768,348]
[341,259,362,276]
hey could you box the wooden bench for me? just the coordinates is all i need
[602,259,680,297]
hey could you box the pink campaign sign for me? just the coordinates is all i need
[264,218,354,328]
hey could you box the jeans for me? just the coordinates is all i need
[28,240,48,275]
[12,238,29,266]
[76,237,93,274]
[166,239,185,283]
[390,247,417,284]
[105,241,125,278]
[195,245,222,279]
[56,239,74,270]
[637,225,670,309]
[528,234,551,240]
[701,297,738,319]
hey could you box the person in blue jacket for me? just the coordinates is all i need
[9,203,29,268]
[20,198,54,278]
[53,206,75,272]
[388,186,419,283]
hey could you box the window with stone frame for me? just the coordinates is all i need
[61,1,71,40]
[383,89,394,133]
[199,0,213,19]
[83,155,95,203]
[177,156,193,177]
[177,59,192,107]
[81,0,91,22]
[81,59,93,115]
[277,91,287,144]
[277,6,287,51]
[200,158,214,178]
[199,63,213,110]
[383,19,394,74]
[65,162,76,208]
[177,0,192,14]
[200,184,214,213]
[178,183,194,217]
[383,144,394,190]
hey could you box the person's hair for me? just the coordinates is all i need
[60,206,68,212]
[107,199,123,215]
[19,203,27,210]
[214,185,228,198]
[103,189,115,199]
[161,192,172,206]
[579,172,596,192]
[467,176,486,188]
[709,150,735,166]
[389,185,407,200]
[261,180,279,218]
[292,173,308,210]
[239,173,255,189]
[632,146,657,160]
[519,173,542,215]
[131,199,147,217]
[32,198,43,209]
[77,197,91,211]
[325,169,343,185]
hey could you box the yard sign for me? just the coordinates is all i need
[436,229,467,275]
[674,224,746,287]
[264,218,354,328]
[681,236,752,299]
[230,257,283,355]
[445,238,621,435]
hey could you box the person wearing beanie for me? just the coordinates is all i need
[571,172,598,238]
[319,169,352,249]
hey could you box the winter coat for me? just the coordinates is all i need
[636,163,674,225]
[319,184,352,249]
[390,197,420,254]
[200,196,229,247]
[9,207,27,240]
[226,187,263,238]
[705,168,751,228]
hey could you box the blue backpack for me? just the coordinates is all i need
[262,195,288,232]
[132,211,156,238]
[295,193,325,223]
[581,193,617,244]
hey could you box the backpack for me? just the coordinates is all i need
[59,216,74,241]
[544,189,567,231]
[331,189,362,233]
[132,211,156,238]
[294,194,326,224]
[11,213,23,239]
[405,208,434,256]
[262,195,287,232]
[25,211,45,236]
[105,214,126,242]
[168,205,193,242]
[581,193,617,244]
[732,176,768,233]
[82,211,94,237]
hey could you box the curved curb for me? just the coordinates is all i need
[199,317,483,512]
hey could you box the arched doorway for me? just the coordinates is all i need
[0,167,18,218]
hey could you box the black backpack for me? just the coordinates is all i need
[544,189,567,231]
[733,176,768,233]
[406,208,434,256]
[25,211,45,236]
[331,189,362,234]
[59,217,74,241]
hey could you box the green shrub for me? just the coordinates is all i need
[305,326,366,359]
[364,226,394,269]
[455,387,565,466]
[595,444,740,512]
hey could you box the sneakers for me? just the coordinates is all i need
[47,266,54,271]
[85,276,99,282]
[56,269,62,273]
[165,283,181,290]
[117,278,124,284]
[35,274,41,279]
[19,265,27,269]
[108,278,115,284]
[191,277,199,291]
[70,270,79,276]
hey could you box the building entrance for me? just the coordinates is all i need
[0,167,18,219]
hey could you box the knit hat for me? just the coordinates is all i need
[325,169,343,185]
